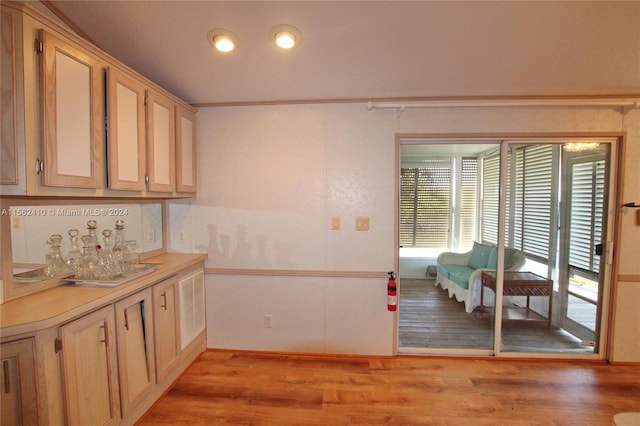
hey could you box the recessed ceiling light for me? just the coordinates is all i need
[207,29,237,53]
[270,24,302,50]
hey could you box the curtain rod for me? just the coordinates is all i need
[365,98,640,112]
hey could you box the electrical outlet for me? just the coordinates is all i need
[147,230,155,243]
[264,314,273,328]
[179,230,185,242]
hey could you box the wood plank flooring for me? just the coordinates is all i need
[399,279,592,352]
[138,350,640,425]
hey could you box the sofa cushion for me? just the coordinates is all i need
[443,264,474,289]
[437,264,450,279]
[467,242,492,269]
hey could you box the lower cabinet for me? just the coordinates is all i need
[115,288,155,417]
[59,305,121,426]
[0,338,38,426]
[153,276,179,383]
[55,265,206,425]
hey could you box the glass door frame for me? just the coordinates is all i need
[396,134,620,360]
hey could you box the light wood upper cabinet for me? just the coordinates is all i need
[59,305,120,426]
[176,105,197,193]
[1,338,38,426]
[1,7,19,185]
[106,66,146,191]
[115,288,155,417]
[39,29,104,189]
[146,89,175,193]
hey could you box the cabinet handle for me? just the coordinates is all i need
[124,309,129,331]
[3,360,9,393]
[100,323,108,346]
[161,291,167,310]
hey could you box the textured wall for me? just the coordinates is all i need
[169,102,639,359]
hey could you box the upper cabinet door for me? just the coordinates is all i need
[40,29,104,189]
[1,7,19,185]
[175,105,197,193]
[106,67,146,191]
[146,89,175,193]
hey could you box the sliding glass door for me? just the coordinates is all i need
[398,137,616,357]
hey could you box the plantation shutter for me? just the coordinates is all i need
[513,144,554,262]
[400,160,452,248]
[459,157,478,248]
[569,160,605,273]
[481,155,499,245]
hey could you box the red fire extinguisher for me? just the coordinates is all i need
[387,271,397,311]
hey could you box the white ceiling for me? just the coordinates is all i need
[45,1,640,106]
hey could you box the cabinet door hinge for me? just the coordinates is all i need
[35,39,43,54]
[54,338,62,353]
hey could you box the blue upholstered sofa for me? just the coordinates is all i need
[435,242,525,313]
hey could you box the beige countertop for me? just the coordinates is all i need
[1,253,207,338]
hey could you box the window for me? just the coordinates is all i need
[459,157,478,248]
[400,160,451,248]
[400,157,478,250]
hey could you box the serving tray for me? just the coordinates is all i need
[63,263,159,288]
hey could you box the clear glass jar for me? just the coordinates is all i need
[76,234,104,280]
[121,240,139,275]
[45,234,68,277]
[65,229,82,273]
[86,219,99,250]
[99,229,122,277]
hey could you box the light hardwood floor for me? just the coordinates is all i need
[138,350,640,425]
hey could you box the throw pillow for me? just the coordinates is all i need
[487,246,498,269]
[467,242,492,269]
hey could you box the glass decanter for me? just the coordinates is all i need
[113,220,127,271]
[44,234,68,277]
[75,234,104,280]
[65,229,82,272]
[86,220,99,250]
[99,229,122,277]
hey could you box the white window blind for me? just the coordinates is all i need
[513,144,554,262]
[569,160,604,274]
[481,155,499,245]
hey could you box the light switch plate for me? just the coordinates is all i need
[331,216,340,230]
[355,216,370,231]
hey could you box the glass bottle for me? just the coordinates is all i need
[99,229,121,277]
[45,234,68,277]
[65,229,82,273]
[86,220,99,250]
[76,234,103,280]
[113,220,127,271]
